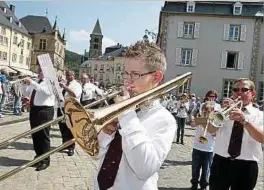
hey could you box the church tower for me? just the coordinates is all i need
[89,19,103,58]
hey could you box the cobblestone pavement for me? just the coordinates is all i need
[0,120,263,190]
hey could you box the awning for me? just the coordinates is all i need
[0,65,17,73]
[10,67,37,77]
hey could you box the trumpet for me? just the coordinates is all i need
[209,97,243,128]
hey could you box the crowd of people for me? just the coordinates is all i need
[1,40,263,190]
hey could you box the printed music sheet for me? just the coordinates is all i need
[37,54,64,101]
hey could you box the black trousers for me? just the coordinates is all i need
[30,106,54,164]
[209,154,258,190]
[176,117,186,143]
[80,99,95,107]
[57,108,75,150]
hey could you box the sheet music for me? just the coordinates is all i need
[37,54,64,101]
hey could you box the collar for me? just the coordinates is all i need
[244,103,255,114]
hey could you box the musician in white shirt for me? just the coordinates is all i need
[23,66,55,171]
[209,78,264,190]
[80,73,104,106]
[58,70,82,156]
[94,41,176,190]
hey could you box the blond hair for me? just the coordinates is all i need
[233,78,255,91]
[125,41,166,72]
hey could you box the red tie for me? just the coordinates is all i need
[97,131,122,190]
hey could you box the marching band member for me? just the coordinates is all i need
[80,73,104,106]
[58,70,82,156]
[209,78,264,190]
[190,90,221,190]
[23,66,55,171]
[94,41,176,190]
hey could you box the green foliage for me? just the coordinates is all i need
[64,50,82,77]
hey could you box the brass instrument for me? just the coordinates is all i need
[209,97,243,128]
[0,72,192,181]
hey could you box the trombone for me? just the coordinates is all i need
[0,72,192,181]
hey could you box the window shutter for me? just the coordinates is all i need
[191,49,198,66]
[175,48,182,65]
[223,24,230,41]
[237,52,244,69]
[177,22,184,38]
[194,23,200,39]
[240,25,246,41]
[221,50,228,68]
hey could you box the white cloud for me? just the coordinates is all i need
[67,29,117,55]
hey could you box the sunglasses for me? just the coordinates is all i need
[232,88,251,93]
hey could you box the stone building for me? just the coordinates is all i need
[157,0,264,101]
[0,2,33,75]
[20,15,66,76]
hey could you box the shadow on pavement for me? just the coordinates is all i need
[161,160,192,169]
[0,156,29,166]
[159,188,190,190]
[8,142,33,150]
[185,134,195,137]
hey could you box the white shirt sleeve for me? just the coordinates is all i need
[118,110,176,180]
[71,81,82,98]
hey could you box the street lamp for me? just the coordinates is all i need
[143,34,149,42]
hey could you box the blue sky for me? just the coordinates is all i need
[8,1,164,55]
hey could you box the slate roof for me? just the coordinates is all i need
[20,15,52,34]
[92,19,102,35]
[162,0,264,16]
[0,2,29,35]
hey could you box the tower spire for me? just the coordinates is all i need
[92,19,102,35]
[53,16,57,30]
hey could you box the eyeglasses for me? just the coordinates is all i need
[121,71,156,80]
[232,88,251,93]
[208,95,216,98]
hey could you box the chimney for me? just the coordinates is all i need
[10,5,15,13]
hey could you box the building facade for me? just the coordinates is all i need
[0,2,33,75]
[20,15,66,76]
[157,0,264,101]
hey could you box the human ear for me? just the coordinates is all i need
[154,70,163,85]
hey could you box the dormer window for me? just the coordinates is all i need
[9,16,13,23]
[233,2,242,15]
[186,1,195,13]
[18,21,21,27]
[3,8,6,13]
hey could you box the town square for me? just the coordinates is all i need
[0,1,263,190]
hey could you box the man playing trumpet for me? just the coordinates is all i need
[209,78,263,190]
[190,90,221,190]
[94,41,176,190]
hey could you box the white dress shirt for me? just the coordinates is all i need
[214,103,263,161]
[193,103,221,152]
[24,79,55,107]
[81,82,103,101]
[94,100,176,190]
[63,79,82,103]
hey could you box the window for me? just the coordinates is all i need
[221,51,243,69]
[100,64,104,70]
[12,53,17,62]
[116,63,121,71]
[229,25,240,41]
[223,24,246,42]
[183,23,194,38]
[27,42,30,50]
[19,55,23,63]
[1,27,6,35]
[222,79,235,98]
[94,38,99,43]
[21,49,24,55]
[94,44,99,49]
[0,36,3,44]
[233,2,242,15]
[26,57,30,66]
[181,49,192,66]
[99,74,103,80]
[261,55,264,74]
[20,39,25,48]
[186,1,195,13]
[3,37,8,46]
[94,64,98,70]
[39,39,47,50]
[258,82,264,101]
[13,36,17,44]
[226,52,238,69]
[2,52,7,61]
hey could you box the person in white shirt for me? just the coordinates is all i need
[175,93,189,144]
[80,73,104,106]
[23,66,55,171]
[209,78,264,190]
[58,70,82,156]
[190,90,221,190]
[94,41,176,190]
